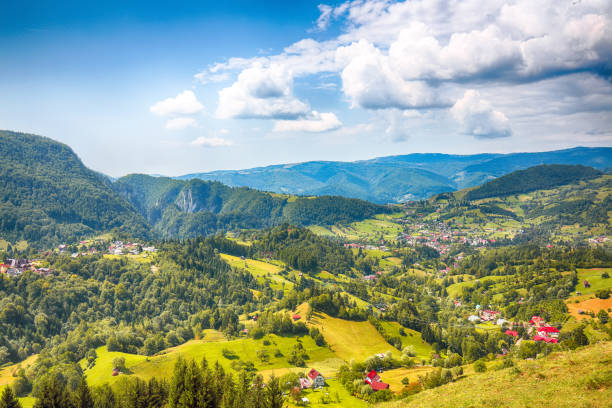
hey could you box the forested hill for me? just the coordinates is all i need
[0,131,150,248]
[464,164,603,200]
[178,146,612,203]
[113,173,389,239]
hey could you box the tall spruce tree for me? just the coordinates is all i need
[0,386,22,408]
[74,378,94,408]
[91,384,115,408]
[33,376,74,408]
[179,361,204,408]
[248,375,265,408]
[219,374,235,408]
[146,378,168,408]
[265,375,283,408]
[168,358,187,408]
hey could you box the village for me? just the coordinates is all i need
[0,240,157,279]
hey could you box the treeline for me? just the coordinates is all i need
[465,164,602,200]
[252,226,354,275]
[1,355,284,408]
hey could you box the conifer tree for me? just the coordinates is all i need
[168,357,188,408]
[265,375,283,408]
[233,371,250,408]
[74,378,93,408]
[33,376,74,408]
[248,375,265,408]
[0,386,22,408]
[91,384,115,408]
[219,374,235,408]
[180,360,204,408]
[146,378,168,408]
[212,362,225,408]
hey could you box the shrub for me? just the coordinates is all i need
[474,360,487,373]
[602,272,610,279]
[595,289,611,299]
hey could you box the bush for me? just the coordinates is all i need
[474,360,487,373]
[112,357,126,371]
[602,272,610,279]
[595,289,611,299]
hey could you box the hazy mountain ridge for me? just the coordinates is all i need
[178,147,612,203]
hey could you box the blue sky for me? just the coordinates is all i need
[1,0,611,177]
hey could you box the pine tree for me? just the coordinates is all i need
[0,386,22,408]
[219,374,235,408]
[168,357,187,408]
[212,362,225,408]
[91,384,115,408]
[33,376,73,408]
[74,378,93,408]
[265,375,283,408]
[233,371,250,408]
[146,378,168,408]
[179,360,204,408]
[248,375,265,408]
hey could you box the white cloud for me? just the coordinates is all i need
[216,63,310,119]
[451,90,512,138]
[165,117,197,130]
[337,39,444,110]
[315,4,333,31]
[191,136,233,147]
[274,111,342,133]
[150,90,204,116]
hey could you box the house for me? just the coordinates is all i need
[480,310,500,321]
[528,316,545,326]
[365,370,390,391]
[307,369,325,388]
[365,370,380,384]
[468,315,480,323]
[301,397,310,404]
[292,314,301,321]
[496,318,508,326]
[370,381,389,391]
[536,326,560,338]
[505,330,518,337]
[112,368,119,376]
[299,377,311,389]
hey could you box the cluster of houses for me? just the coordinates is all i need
[298,369,325,390]
[59,241,157,258]
[344,243,389,251]
[588,236,609,245]
[0,259,53,278]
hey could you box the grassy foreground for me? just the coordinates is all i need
[378,341,612,408]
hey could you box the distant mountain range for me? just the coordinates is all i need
[177,147,612,203]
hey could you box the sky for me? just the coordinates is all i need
[1,0,611,177]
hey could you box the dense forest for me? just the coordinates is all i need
[0,131,151,248]
[464,164,602,200]
[113,174,388,239]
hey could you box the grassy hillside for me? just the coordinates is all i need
[113,174,389,239]
[0,130,150,247]
[379,342,612,408]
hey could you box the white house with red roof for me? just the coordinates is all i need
[307,369,325,388]
[365,370,390,391]
[536,326,560,338]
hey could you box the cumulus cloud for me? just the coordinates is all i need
[165,117,197,130]
[216,63,310,119]
[337,39,446,110]
[150,90,204,116]
[195,0,611,140]
[191,136,233,147]
[451,90,512,138]
[274,111,342,132]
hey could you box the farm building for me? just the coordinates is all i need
[299,377,311,389]
[307,369,325,388]
[536,326,560,338]
[365,370,390,391]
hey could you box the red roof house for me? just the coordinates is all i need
[533,335,546,342]
[537,326,560,338]
[292,314,301,320]
[370,381,389,391]
[365,370,381,384]
[307,369,325,388]
[505,330,518,337]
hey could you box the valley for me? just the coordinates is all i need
[0,132,610,408]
